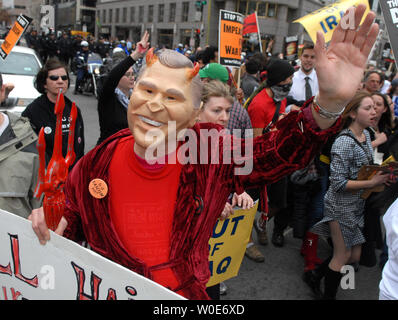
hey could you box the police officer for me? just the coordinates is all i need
[74,40,91,94]
[46,32,58,59]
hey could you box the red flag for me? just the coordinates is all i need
[243,13,258,35]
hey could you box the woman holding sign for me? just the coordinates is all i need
[198,79,254,299]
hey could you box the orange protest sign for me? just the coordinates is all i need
[0,15,31,60]
[219,10,244,67]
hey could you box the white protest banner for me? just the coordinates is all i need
[0,209,185,300]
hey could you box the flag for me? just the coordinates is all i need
[96,16,102,29]
[243,13,258,35]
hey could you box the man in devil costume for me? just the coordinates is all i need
[30,7,379,299]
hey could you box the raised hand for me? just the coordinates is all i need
[315,4,379,113]
[0,83,14,103]
[131,30,150,61]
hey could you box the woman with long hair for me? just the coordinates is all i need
[310,92,395,299]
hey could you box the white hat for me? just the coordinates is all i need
[80,40,89,47]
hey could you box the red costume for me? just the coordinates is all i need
[63,101,340,299]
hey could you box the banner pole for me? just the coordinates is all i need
[255,11,262,53]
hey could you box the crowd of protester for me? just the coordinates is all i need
[1,16,398,300]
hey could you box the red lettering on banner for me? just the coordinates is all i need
[9,234,39,287]
[2,286,7,300]
[71,261,102,300]
[106,288,117,300]
[11,287,22,300]
[125,286,137,300]
[0,261,12,276]
[1,287,23,300]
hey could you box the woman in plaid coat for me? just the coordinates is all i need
[311,92,396,299]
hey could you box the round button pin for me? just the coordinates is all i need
[88,179,108,199]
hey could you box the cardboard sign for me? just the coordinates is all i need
[218,10,244,67]
[293,0,370,44]
[0,209,184,300]
[207,202,257,287]
[0,15,32,60]
[379,0,398,69]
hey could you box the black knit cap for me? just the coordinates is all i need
[266,58,295,87]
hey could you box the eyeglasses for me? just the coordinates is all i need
[124,72,134,78]
[48,75,68,81]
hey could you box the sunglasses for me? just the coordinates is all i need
[48,75,68,81]
[124,72,134,78]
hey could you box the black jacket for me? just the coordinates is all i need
[96,55,136,145]
[22,94,85,167]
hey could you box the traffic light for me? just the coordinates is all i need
[195,1,207,9]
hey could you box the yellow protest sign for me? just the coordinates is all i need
[207,202,258,287]
[293,0,370,43]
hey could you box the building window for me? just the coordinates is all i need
[267,3,277,18]
[109,9,113,23]
[139,6,144,23]
[122,8,127,23]
[158,4,164,23]
[148,5,154,23]
[115,8,120,23]
[257,2,266,16]
[181,2,189,22]
[237,0,247,14]
[102,9,106,23]
[238,1,278,18]
[130,7,135,23]
[248,1,257,14]
[182,2,189,22]
[169,3,176,22]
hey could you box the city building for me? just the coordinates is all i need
[95,0,336,53]
[40,0,97,35]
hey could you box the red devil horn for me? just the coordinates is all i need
[54,90,65,115]
[145,47,158,67]
[187,62,200,81]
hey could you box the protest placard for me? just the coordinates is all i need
[379,0,398,69]
[293,0,370,44]
[0,14,32,60]
[0,209,184,300]
[207,202,258,287]
[218,10,244,67]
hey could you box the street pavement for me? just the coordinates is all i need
[69,79,384,300]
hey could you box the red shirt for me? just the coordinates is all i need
[247,88,286,129]
[109,135,183,293]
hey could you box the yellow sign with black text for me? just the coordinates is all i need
[294,0,370,43]
[207,202,258,287]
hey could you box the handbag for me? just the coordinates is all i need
[290,158,319,185]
